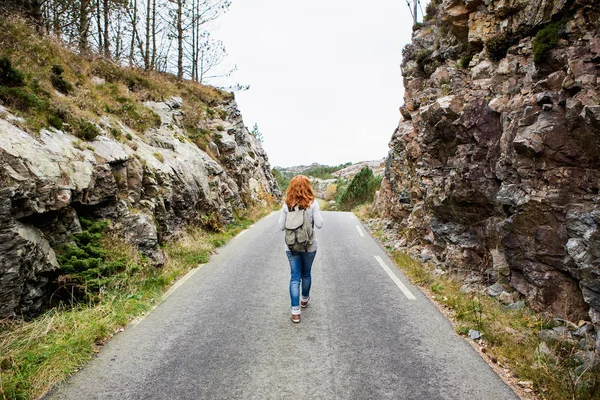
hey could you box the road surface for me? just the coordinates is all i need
[47,211,518,400]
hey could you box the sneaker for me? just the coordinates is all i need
[291,314,300,323]
[301,296,310,308]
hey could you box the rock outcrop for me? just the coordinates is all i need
[375,0,600,322]
[0,95,278,318]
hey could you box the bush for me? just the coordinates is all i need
[458,54,473,69]
[533,22,564,63]
[74,120,100,141]
[416,50,433,73]
[0,56,25,87]
[0,86,42,111]
[485,34,510,61]
[50,64,73,95]
[56,218,126,300]
[47,113,63,130]
[337,167,382,211]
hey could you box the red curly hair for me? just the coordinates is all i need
[285,175,315,210]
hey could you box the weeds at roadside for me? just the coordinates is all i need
[0,203,275,400]
[356,214,600,400]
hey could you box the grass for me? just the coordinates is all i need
[0,16,226,142]
[0,203,275,400]
[357,211,600,400]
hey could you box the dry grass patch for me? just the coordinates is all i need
[0,202,275,400]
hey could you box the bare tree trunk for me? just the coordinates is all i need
[176,0,184,80]
[79,0,91,52]
[97,0,103,53]
[104,0,110,56]
[115,10,122,61]
[144,0,150,69]
[150,0,156,70]
[129,0,137,65]
[191,0,196,81]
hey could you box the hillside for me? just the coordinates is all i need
[0,18,279,319]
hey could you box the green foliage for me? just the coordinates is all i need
[416,50,433,73]
[216,125,225,131]
[485,34,510,62]
[458,54,473,69]
[302,162,351,179]
[337,167,382,210]
[412,22,423,32]
[250,122,263,143]
[0,56,25,87]
[272,168,291,192]
[50,64,73,95]
[73,120,100,141]
[533,22,564,63]
[0,86,43,112]
[56,218,126,300]
[425,1,437,19]
[47,113,63,130]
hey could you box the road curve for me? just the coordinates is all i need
[46,211,518,400]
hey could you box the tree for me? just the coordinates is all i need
[250,123,263,143]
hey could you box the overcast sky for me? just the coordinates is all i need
[213,0,417,167]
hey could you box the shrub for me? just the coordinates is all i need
[50,64,73,95]
[216,125,225,131]
[425,1,437,18]
[458,54,473,69]
[485,34,510,61]
[56,218,126,301]
[0,56,25,87]
[337,167,382,210]
[47,113,63,130]
[74,119,100,141]
[416,49,433,73]
[533,22,564,63]
[0,86,42,111]
[412,22,423,32]
[153,152,164,162]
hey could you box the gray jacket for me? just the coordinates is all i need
[278,201,324,252]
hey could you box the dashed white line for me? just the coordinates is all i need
[355,225,365,237]
[374,256,416,300]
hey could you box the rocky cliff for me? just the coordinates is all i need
[0,93,278,318]
[375,0,600,322]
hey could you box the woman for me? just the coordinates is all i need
[278,175,324,323]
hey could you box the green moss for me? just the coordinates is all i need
[485,34,510,62]
[533,22,565,63]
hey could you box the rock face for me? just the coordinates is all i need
[375,0,600,322]
[0,96,279,318]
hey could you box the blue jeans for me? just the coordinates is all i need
[286,250,316,312]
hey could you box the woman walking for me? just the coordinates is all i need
[278,175,324,323]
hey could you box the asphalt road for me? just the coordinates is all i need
[46,211,518,400]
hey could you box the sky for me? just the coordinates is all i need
[213,0,417,167]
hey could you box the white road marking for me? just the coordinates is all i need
[374,256,416,300]
[235,230,247,238]
[355,225,365,237]
[349,214,355,220]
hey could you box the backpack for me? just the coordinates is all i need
[284,205,314,251]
